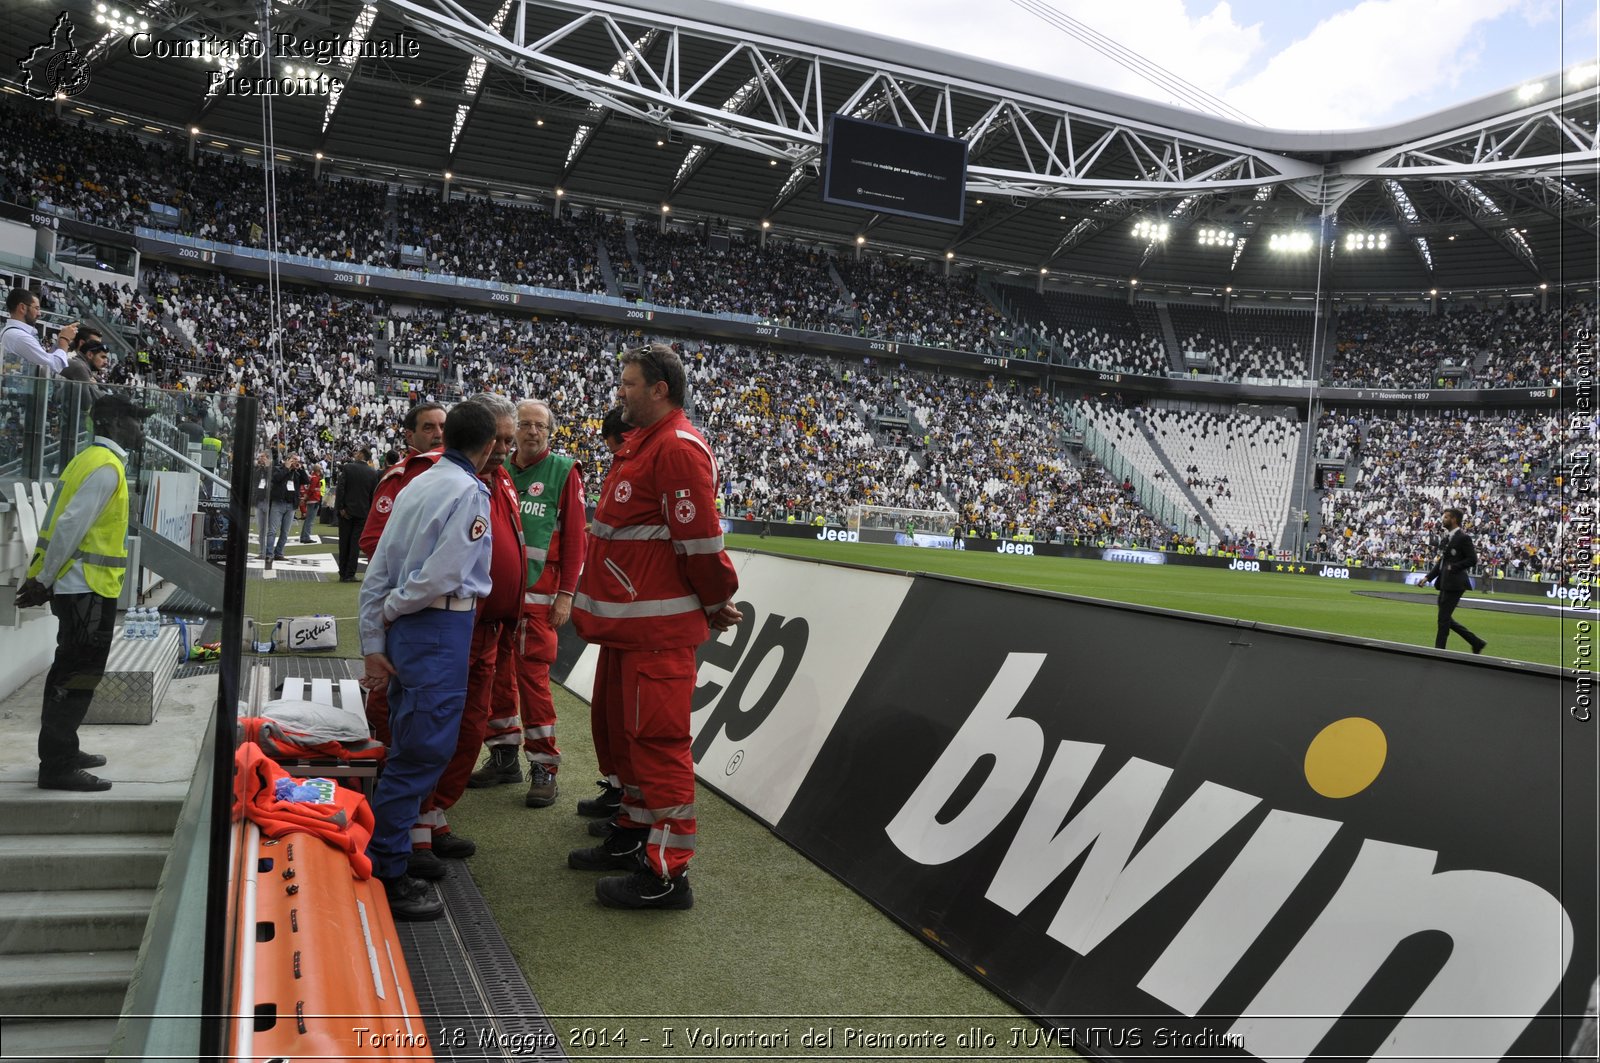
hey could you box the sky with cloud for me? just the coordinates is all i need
[727,0,1598,131]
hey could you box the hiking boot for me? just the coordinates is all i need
[587,817,618,839]
[382,875,444,921]
[38,767,111,792]
[576,779,623,817]
[568,828,646,871]
[468,745,522,788]
[407,848,448,880]
[432,831,476,859]
[596,869,694,911]
[525,764,559,808]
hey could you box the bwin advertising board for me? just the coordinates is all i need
[553,552,1593,1060]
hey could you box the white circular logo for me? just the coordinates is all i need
[375,495,393,514]
[674,498,696,524]
[529,482,545,497]
[615,480,633,503]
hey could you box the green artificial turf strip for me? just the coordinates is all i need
[444,685,1077,1060]
[723,535,1571,668]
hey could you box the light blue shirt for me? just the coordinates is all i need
[359,450,492,655]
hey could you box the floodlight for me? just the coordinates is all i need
[139,20,147,29]
[855,235,865,245]
[761,220,771,229]
[444,171,453,180]
[1269,231,1313,252]
[1132,219,1168,241]
[661,204,671,213]
[945,251,955,259]
[315,152,323,160]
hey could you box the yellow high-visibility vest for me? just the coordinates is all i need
[28,444,129,598]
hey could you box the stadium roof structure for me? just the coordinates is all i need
[5,0,1597,295]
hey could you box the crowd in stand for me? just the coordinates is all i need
[1313,407,1567,573]
[622,224,844,323]
[836,258,1012,355]
[393,191,609,293]
[5,101,1594,390]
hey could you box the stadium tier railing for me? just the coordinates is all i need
[1061,402,1209,545]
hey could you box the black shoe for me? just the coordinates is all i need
[596,869,694,910]
[576,779,623,817]
[432,831,476,859]
[70,752,107,769]
[468,745,522,788]
[407,849,448,880]
[1472,639,1486,655]
[382,875,444,921]
[588,817,618,839]
[273,554,288,561]
[38,767,112,792]
[568,829,646,871]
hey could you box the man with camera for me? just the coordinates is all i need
[266,453,308,562]
[3,288,77,374]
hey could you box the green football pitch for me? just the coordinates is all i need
[722,533,1576,669]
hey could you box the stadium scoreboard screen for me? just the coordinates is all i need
[822,115,968,225]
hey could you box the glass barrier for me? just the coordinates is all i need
[0,367,256,1060]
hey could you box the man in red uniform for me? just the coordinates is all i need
[407,394,525,879]
[468,399,586,808]
[572,406,632,827]
[359,401,447,743]
[571,345,743,911]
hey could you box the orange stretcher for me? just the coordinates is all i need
[229,822,433,1061]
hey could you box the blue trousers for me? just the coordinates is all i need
[366,608,474,879]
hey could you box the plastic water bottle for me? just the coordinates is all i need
[141,609,155,639]
[123,611,134,639]
[135,609,149,639]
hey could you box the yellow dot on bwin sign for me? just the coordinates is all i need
[1303,717,1388,798]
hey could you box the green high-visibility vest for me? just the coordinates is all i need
[28,444,129,598]
[506,451,575,585]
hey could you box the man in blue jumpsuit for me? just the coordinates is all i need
[358,402,498,920]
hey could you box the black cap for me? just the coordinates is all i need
[83,341,109,354]
[92,394,157,422]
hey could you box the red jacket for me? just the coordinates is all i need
[573,408,737,650]
[360,448,440,558]
[478,463,527,622]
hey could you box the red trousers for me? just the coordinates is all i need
[591,644,698,878]
[413,619,517,848]
[483,604,561,773]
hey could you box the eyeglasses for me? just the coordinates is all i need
[517,420,550,431]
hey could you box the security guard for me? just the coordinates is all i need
[358,402,497,921]
[17,393,153,791]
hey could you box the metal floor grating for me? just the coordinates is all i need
[397,862,567,1062]
[247,655,362,702]
[249,567,322,581]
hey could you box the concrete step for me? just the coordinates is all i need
[0,889,156,954]
[0,1017,119,1063]
[0,835,169,892]
[0,794,180,836]
[0,949,137,1017]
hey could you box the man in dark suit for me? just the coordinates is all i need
[1424,507,1486,654]
[335,448,380,582]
